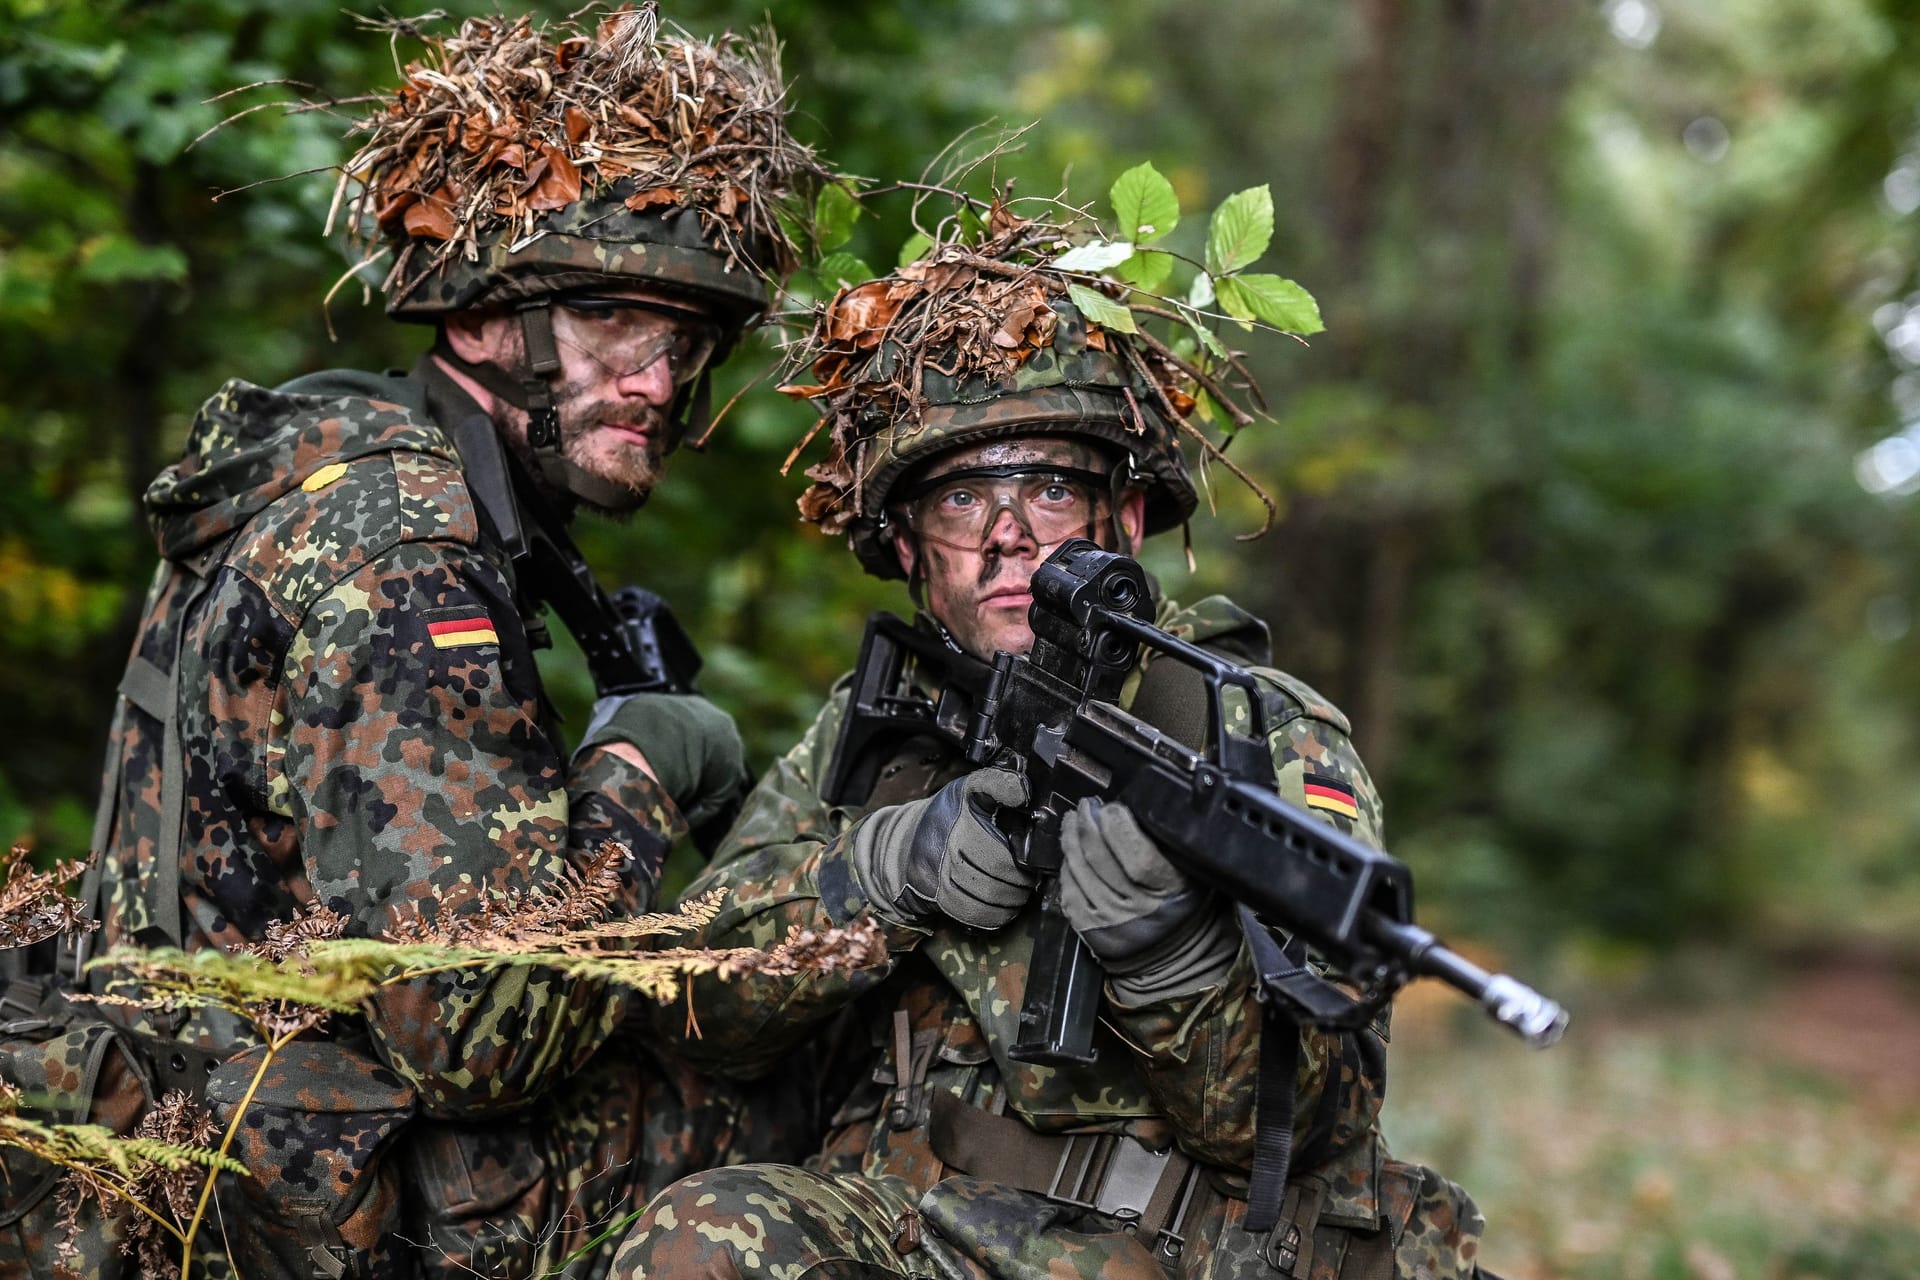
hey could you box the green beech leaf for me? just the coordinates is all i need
[958,206,987,245]
[774,200,810,256]
[1110,162,1180,243]
[896,231,933,268]
[1214,276,1258,330]
[1051,240,1135,272]
[1229,273,1324,334]
[1185,313,1229,361]
[1193,388,1224,424]
[1067,283,1138,334]
[1113,249,1173,293]
[1205,185,1274,275]
[1187,270,1216,309]
[815,252,874,291]
[814,182,861,252]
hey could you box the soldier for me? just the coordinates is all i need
[2,12,829,1280]
[611,223,1488,1279]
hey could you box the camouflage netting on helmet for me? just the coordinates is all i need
[334,4,828,319]
[780,203,1268,579]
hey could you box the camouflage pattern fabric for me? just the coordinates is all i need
[387,199,772,321]
[25,369,771,1279]
[400,1032,820,1280]
[102,371,670,1099]
[617,1144,1482,1280]
[612,596,1485,1278]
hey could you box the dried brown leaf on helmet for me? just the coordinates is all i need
[527,144,582,211]
[624,184,681,212]
[326,6,831,301]
[824,280,902,350]
[402,187,458,241]
[795,480,845,528]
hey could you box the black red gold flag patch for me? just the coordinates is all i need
[424,607,499,649]
[1303,773,1359,820]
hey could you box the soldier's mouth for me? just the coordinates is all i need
[594,422,655,446]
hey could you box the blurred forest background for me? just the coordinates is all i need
[3,0,1918,1275]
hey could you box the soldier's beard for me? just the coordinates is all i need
[505,389,673,519]
[559,395,671,514]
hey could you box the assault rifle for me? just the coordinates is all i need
[824,539,1568,1066]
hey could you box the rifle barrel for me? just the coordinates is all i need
[1364,916,1569,1048]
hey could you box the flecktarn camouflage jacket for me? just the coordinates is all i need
[17,370,689,1280]
[94,371,676,1097]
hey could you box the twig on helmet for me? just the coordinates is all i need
[1226,350,1270,416]
[1120,341,1277,539]
[319,246,386,343]
[208,166,338,202]
[863,181,990,210]
[779,415,827,477]
[1127,325,1257,429]
[1125,302,1272,421]
[691,362,776,450]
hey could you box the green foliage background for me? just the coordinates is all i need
[5,0,1919,972]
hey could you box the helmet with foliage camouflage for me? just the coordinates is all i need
[783,225,1207,581]
[837,300,1196,579]
[342,7,823,334]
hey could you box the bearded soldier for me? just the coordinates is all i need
[611,215,1488,1279]
[0,12,828,1280]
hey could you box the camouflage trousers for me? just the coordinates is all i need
[608,1158,1486,1280]
[0,1029,814,1280]
[404,1031,814,1280]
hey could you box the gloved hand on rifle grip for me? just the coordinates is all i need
[574,692,751,836]
[1060,797,1240,1004]
[850,766,1035,931]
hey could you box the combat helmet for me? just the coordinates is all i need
[339,6,827,500]
[782,211,1214,580]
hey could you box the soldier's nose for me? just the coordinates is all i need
[982,506,1036,554]
[616,358,676,406]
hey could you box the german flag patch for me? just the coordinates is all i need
[1303,773,1360,821]
[423,606,499,650]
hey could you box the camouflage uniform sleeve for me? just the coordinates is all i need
[1100,679,1388,1172]
[655,688,914,1079]
[277,537,681,1117]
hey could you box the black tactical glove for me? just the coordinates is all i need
[1060,797,1240,1004]
[849,767,1035,931]
[575,692,751,837]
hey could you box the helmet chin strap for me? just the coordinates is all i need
[431,299,651,513]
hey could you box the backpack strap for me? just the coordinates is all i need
[76,537,235,973]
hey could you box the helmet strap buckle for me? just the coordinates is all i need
[516,298,565,455]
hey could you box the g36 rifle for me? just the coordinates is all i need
[825,539,1567,1063]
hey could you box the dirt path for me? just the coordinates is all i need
[1755,956,1920,1112]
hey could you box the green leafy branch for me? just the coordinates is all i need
[1048,162,1322,434]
